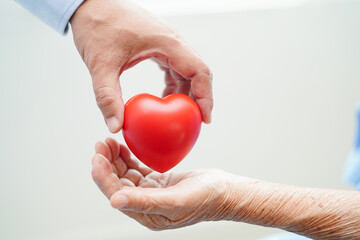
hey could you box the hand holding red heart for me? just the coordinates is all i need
[71,0,213,133]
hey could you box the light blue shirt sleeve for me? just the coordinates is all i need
[15,0,85,34]
[343,102,360,190]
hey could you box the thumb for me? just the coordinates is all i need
[92,72,124,133]
[110,187,178,215]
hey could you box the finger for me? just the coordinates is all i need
[104,138,120,161]
[91,154,122,199]
[95,141,118,173]
[153,58,178,98]
[176,80,191,96]
[162,71,177,97]
[167,45,213,123]
[92,71,124,133]
[153,58,169,72]
[104,138,127,176]
[119,178,136,187]
[123,169,143,186]
[169,68,191,96]
[113,153,128,178]
[120,145,153,176]
[110,186,177,215]
[95,141,112,160]
[191,71,213,124]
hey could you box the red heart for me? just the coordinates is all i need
[123,93,202,173]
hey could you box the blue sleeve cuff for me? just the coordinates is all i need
[344,149,360,190]
[15,0,85,34]
[343,102,360,189]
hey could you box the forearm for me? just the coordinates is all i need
[222,177,360,239]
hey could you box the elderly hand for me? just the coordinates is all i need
[92,138,360,238]
[70,0,213,133]
[91,138,248,230]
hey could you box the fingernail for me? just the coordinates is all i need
[106,116,120,133]
[116,195,128,209]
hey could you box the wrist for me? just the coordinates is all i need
[69,0,90,25]
[210,173,261,222]
[220,176,300,226]
[222,175,264,222]
[70,0,109,24]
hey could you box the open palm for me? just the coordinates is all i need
[92,138,232,230]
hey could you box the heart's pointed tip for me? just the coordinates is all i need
[152,168,171,174]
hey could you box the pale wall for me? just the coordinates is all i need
[0,0,359,239]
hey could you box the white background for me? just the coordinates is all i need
[0,0,360,239]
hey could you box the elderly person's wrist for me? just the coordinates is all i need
[218,176,301,226]
[206,173,263,222]
[220,176,269,222]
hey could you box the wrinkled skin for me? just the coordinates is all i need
[92,138,239,230]
[92,138,360,239]
[71,0,213,133]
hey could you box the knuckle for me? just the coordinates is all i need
[172,32,184,44]
[201,65,212,80]
[95,87,117,109]
[157,29,183,49]
[164,25,182,41]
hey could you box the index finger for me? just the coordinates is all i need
[167,44,213,123]
[91,154,123,199]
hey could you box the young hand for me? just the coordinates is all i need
[71,0,213,133]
